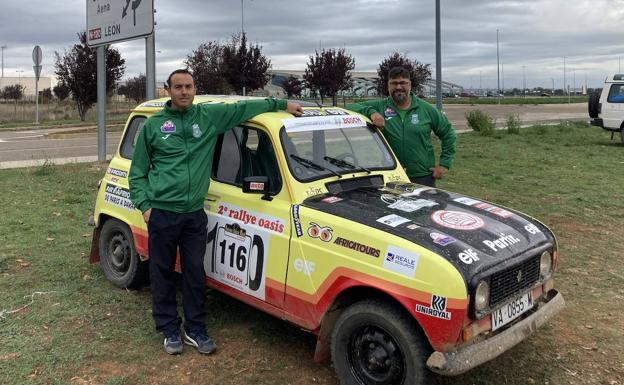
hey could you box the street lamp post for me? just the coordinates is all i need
[522,65,526,97]
[1,45,6,78]
[435,0,442,110]
[496,29,500,104]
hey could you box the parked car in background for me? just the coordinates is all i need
[89,96,565,385]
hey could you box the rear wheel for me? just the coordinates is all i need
[99,218,148,289]
[331,300,430,385]
[621,128,624,145]
[588,92,601,118]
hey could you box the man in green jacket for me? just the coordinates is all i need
[129,69,302,355]
[347,66,456,187]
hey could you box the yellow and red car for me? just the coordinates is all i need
[89,96,565,385]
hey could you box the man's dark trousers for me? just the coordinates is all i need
[410,174,436,188]
[147,208,208,335]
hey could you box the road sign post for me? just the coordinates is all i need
[32,45,42,124]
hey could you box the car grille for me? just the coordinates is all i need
[489,255,540,308]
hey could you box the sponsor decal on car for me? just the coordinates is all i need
[106,167,128,179]
[524,223,541,235]
[453,196,482,206]
[305,187,324,197]
[401,186,436,197]
[458,248,480,264]
[293,258,316,276]
[103,183,135,211]
[383,246,419,277]
[322,196,343,203]
[431,210,485,230]
[475,202,514,218]
[282,115,366,133]
[430,232,456,246]
[160,120,176,133]
[415,294,452,320]
[324,108,348,115]
[333,237,380,258]
[249,182,265,191]
[307,222,333,242]
[388,198,438,213]
[406,224,421,230]
[376,214,411,227]
[292,205,303,237]
[483,233,521,252]
[216,203,285,234]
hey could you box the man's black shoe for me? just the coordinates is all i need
[183,330,217,354]
[163,331,183,355]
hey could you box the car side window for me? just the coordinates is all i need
[119,116,147,159]
[607,84,624,103]
[213,126,282,194]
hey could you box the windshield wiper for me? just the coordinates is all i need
[324,156,372,174]
[290,154,341,178]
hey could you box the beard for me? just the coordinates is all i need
[391,90,408,105]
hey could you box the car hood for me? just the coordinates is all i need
[302,182,555,282]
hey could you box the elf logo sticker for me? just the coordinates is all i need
[524,223,541,235]
[458,248,480,264]
[415,294,451,320]
[431,210,484,231]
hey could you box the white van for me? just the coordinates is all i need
[589,74,624,144]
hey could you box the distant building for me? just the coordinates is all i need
[0,77,53,97]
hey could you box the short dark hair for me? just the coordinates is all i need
[165,68,193,89]
[388,66,410,80]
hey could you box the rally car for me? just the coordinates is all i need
[89,96,565,385]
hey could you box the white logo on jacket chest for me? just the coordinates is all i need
[411,114,419,124]
[192,124,202,138]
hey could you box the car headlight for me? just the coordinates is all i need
[474,280,490,312]
[540,251,553,278]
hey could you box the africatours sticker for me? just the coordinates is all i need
[308,222,333,242]
[430,210,484,230]
[376,214,411,228]
[383,246,419,277]
[334,237,380,258]
[292,205,303,238]
[217,202,285,234]
[415,294,452,320]
[204,221,269,301]
[103,183,135,211]
[106,167,128,179]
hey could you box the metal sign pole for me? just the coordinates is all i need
[32,45,42,124]
[146,33,156,100]
[97,46,107,162]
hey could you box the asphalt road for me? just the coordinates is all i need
[0,103,588,169]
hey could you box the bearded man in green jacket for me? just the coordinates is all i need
[347,66,456,187]
[129,69,302,355]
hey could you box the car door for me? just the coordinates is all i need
[204,125,291,310]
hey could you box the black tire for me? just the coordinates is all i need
[588,92,601,118]
[99,218,148,289]
[621,128,624,145]
[331,300,431,385]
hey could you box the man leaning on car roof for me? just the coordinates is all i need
[128,68,303,355]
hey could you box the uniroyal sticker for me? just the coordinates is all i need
[524,223,541,235]
[282,115,366,133]
[415,294,452,320]
[453,196,481,206]
[103,183,135,211]
[431,210,484,230]
[322,196,343,203]
[334,237,381,258]
[430,232,456,246]
[388,199,438,213]
[383,246,419,277]
[217,203,285,234]
[292,205,303,238]
[307,222,333,242]
[377,214,411,227]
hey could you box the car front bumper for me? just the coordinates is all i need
[426,289,565,376]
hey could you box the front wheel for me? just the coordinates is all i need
[99,218,148,289]
[620,128,624,145]
[331,300,431,385]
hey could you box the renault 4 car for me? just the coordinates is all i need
[89,96,565,385]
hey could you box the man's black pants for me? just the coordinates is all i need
[409,174,436,188]
[148,208,208,335]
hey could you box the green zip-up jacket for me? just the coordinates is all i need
[129,98,287,213]
[347,93,456,178]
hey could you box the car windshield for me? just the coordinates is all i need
[280,117,396,182]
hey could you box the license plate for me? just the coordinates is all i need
[491,291,534,331]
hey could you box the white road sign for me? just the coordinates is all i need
[86,0,154,47]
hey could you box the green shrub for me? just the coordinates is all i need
[506,114,521,134]
[465,109,495,136]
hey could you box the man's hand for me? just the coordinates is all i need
[287,101,303,116]
[431,166,448,179]
[371,112,385,130]
[143,208,152,223]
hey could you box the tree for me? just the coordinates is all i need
[1,84,24,100]
[376,52,431,96]
[280,75,303,98]
[119,74,146,103]
[304,48,355,106]
[185,41,231,94]
[53,82,71,101]
[54,32,125,121]
[41,87,53,102]
[221,33,272,95]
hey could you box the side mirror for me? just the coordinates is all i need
[242,176,272,201]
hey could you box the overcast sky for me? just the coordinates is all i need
[1,0,623,90]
